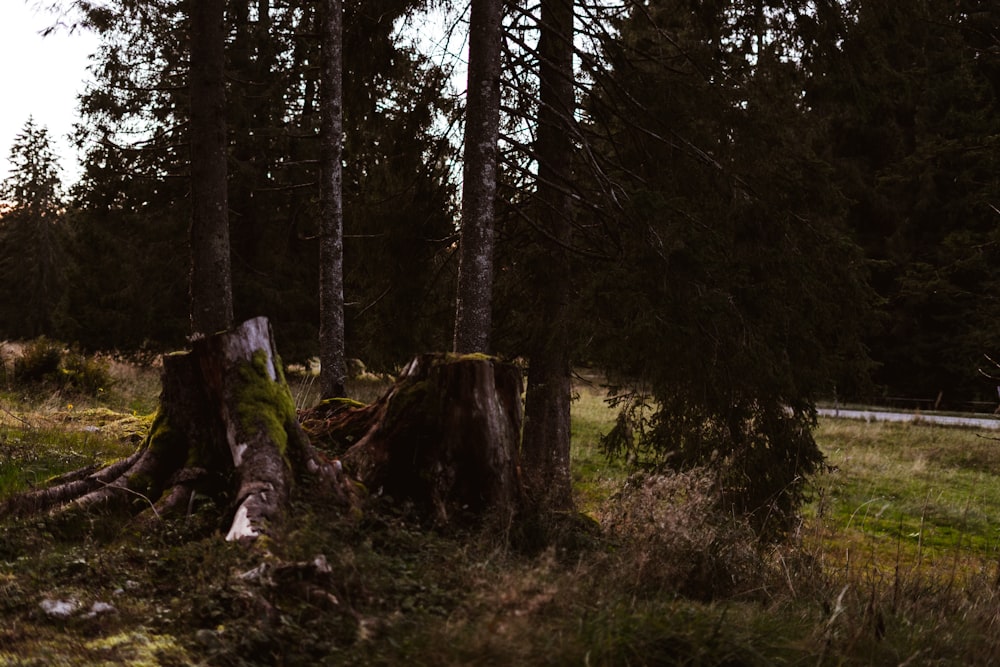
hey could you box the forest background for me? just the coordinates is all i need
[0,1,998,451]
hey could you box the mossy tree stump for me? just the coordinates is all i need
[4,329,525,539]
[321,353,525,524]
[1,317,355,542]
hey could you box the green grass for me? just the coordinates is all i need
[812,418,1000,557]
[5,358,1000,664]
[0,413,142,501]
[570,372,627,516]
[286,368,394,410]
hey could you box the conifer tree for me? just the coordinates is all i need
[578,0,874,535]
[188,0,234,336]
[520,0,577,512]
[0,118,69,338]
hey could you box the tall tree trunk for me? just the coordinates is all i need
[318,0,347,399]
[453,0,503,354]
[189,0,234,336]
[521,0,575,512]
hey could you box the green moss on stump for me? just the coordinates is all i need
[127,410,185,498]
[447,352,494,362]
[233,350,298,464]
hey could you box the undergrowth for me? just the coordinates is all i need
[2,355,1000,663]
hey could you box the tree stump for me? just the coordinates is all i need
[1,317,355,543]
[331,353,524,524]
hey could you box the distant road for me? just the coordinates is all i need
[817,408,1000,430]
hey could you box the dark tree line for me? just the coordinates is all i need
[806,0,1000,406]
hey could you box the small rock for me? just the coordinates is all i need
[113,580,139,596]
[40,598,81,619]
[312,554,331,574]
[85,601,117,618]
[238,562,269,582]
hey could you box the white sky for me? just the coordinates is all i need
[1,2,98,186]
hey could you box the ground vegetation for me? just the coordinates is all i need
[1,353,1000,663]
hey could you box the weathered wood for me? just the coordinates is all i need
[4,329,523,541]
[337,353,524,524]
[1,317,356,543]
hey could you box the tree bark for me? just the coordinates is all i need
[318,0,347,399]
[453,0,503,354]
[521,0,576,512]
[0,318,355,543]
[316,353,524,524]
[189,0,234,336]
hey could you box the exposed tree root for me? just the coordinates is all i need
[307,353,525,525]
[0,317,358,543]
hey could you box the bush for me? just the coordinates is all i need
[602,393,823,540]
[61,349,114,395]
[0,346,11,388]
[12,337,113,397]
[13,337,62,384]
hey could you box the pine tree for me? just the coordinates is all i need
[188,0,234,336]
[318,0,347,399]
[520,0,577,512]
[0,118,69,339]
[579,0,875,535]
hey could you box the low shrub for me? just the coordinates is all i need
[13,337,62,384]
[60,349,113,395]
[11,337,113,397]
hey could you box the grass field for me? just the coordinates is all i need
[2,356,1000,664]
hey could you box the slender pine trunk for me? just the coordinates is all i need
[189,0,233,336]
[522,0,576,511]
[453,0,503,354]
[318,0,347,399]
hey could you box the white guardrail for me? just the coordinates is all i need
[817,408,1000,430]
